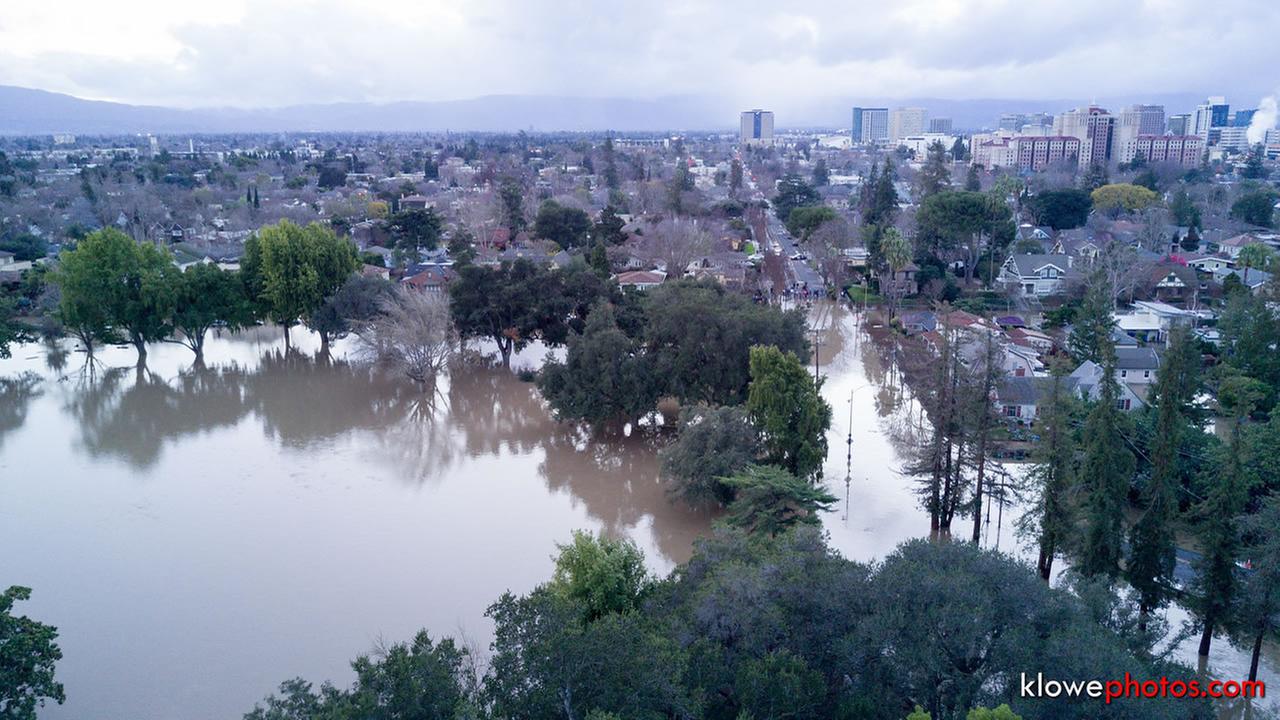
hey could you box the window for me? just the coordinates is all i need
[1143,370,1150,378]
[1115,399,1131,411]
[1120,370,1127,378]
[1003,405,1021,417]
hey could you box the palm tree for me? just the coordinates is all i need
[881,227,913,319]
[1237,242,1274,289]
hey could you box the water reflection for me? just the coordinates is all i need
[30,335,709,565]
[0,372,42,451]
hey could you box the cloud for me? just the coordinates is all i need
[1,0,1279,110]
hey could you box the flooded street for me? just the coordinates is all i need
[0,303,1274,718]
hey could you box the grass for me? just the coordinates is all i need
[845,285,881,304]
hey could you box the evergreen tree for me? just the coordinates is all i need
[1192,373,1266,657]
[811,157,829,187]
[1126,329,1195,627]
[1077,344,1135,579]
[253,186,260,209]
[1068,269,1115,363]
[1020,360,1077,582]
[1241,143,1266,180]
[1080,163,1110,191]
[729,159,743,195]
[588,241,610,277]
[746,345,832,481]
[917,141,952,198]
[1234,494,1280,681]
[965,164,981,191]
[1180,225,1201,253]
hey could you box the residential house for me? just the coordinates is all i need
[1115,347,1160,385]
[876,262,919,296]
[615,270,666,290]
[1050,230,1102,263]
[999,254,1074,297]
[399,194,432,210]
[361,264,391,281]
[1113,300,1194,345]
[898,310,937,335]
[1070,360,1146,411]
[401,266,455,294]
[1140,263,1199,305]
[0,250,13,266]
[1212,266,1273,294]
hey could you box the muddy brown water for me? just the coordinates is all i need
[0,305,1272,718]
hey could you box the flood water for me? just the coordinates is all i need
[0,303,1274,719]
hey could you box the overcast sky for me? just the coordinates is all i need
[1,0,1277,110]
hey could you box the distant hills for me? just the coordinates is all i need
[0,85,1208,135]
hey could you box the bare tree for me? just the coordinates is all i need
[641,216,713,277]
[805,216,852,286]
[355,288,454,385]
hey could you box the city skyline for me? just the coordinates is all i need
[2,0,1279,111]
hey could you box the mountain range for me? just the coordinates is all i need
[0,85,1208,135]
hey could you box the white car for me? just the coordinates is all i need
[790,252,808,261]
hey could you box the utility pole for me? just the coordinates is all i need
[811,326,825,381]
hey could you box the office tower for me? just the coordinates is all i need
[1121,104,1165,135]
[1232,109,1257,127]
[1192,96,1230,142]
[1168,114,1191,136]
[928,117,953,134]
[739,110,774,147]
[1054,106,1114,167]
[852,107,889,144]
[998,113,1026,132]
[889,107,927,142]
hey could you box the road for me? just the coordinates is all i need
[747,178,826,292]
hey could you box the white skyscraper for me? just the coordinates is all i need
[889,107,927,143]
[740,110,774,147]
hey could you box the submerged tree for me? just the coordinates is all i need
[661,405,762,507]
[721,464,837,536]
[746,345,832,481]
[355,288,454,385]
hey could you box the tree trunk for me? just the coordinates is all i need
[1037,543,1054,582]
[1198,617,1214,658]
[1250,625,1264,683]
[132,335,148,368]
[497,337,513,367]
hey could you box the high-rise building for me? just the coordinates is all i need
[1192,96,1230,143]
[1168,114,1191,136]
[1120,104,1166,136]
[852,107,889,144]
[889,107,927,142]
[1216,126,1251,152]
[998,113,1026,132]
[1232,109,1257,127]
[1054,106,1114,167]
[739,110,774,147]
[928,117,953,134]
[1114,105,1166,163]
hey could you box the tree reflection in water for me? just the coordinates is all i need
[0,372,42,452]
[44,338,710,564]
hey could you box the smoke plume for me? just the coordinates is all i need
[1247,95,1277,145]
